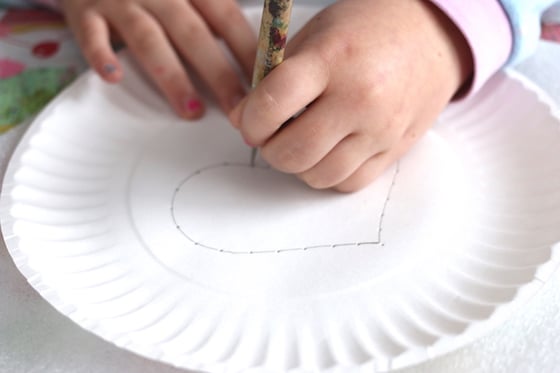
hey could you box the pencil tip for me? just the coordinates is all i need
[250,148,257,167]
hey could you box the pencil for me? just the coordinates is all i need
[250,0,294,167]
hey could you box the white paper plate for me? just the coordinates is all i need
[2,5,560,373]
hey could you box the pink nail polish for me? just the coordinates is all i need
[184,98,202,112]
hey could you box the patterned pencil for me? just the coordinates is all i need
[252,0,294,87]
[250,0,294,166]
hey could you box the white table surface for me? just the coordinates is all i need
[1,35,559,373]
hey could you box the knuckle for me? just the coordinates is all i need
[159,0,184,16]
[354,81,385,109]
[301,161,348,190]
[214,1,241,27]
[262,145,301,173]
[302,173,332,190]
[333,173,369,193]
[243,87,283,141]
[350,63,397,109]
[297,43,331,87]
[263,140,317,174]
[78,17,96,43]
[363,129,389,149]
[120,12,156,47]
[257,85,281,116]
[177,18,208,43]
[129,28,160,52]
[361,117,404,150]
[335,161,385,193]
[193,0,241,26]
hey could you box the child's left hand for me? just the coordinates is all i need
[230,0,473,192]
[59,0,256,119]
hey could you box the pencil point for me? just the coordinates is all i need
[250,148,257,167]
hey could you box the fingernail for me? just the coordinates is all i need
[103,63,117,75]
[183,98,203,112]
[178,96,205,119]
[185,98,202,111]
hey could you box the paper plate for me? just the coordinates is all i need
[2,5,560,373]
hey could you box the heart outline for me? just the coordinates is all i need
[171,161,400,254]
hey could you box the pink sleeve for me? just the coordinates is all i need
[428,0,513,98]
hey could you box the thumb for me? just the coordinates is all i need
[232,50,329,147]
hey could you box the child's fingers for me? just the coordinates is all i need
[331,122,426,192]
[191,0,257,78]
[71,11,122,83]
[147,1,246,113]
[295,108,422,191]
[107,5,204,119]
[259,98,349,174]
[264,90,401,189]
[297,134,378,190]
[232,51,330,146]
[332,152,394,193]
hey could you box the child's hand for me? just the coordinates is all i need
[60,0,256,119]
[230,0,473,192]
